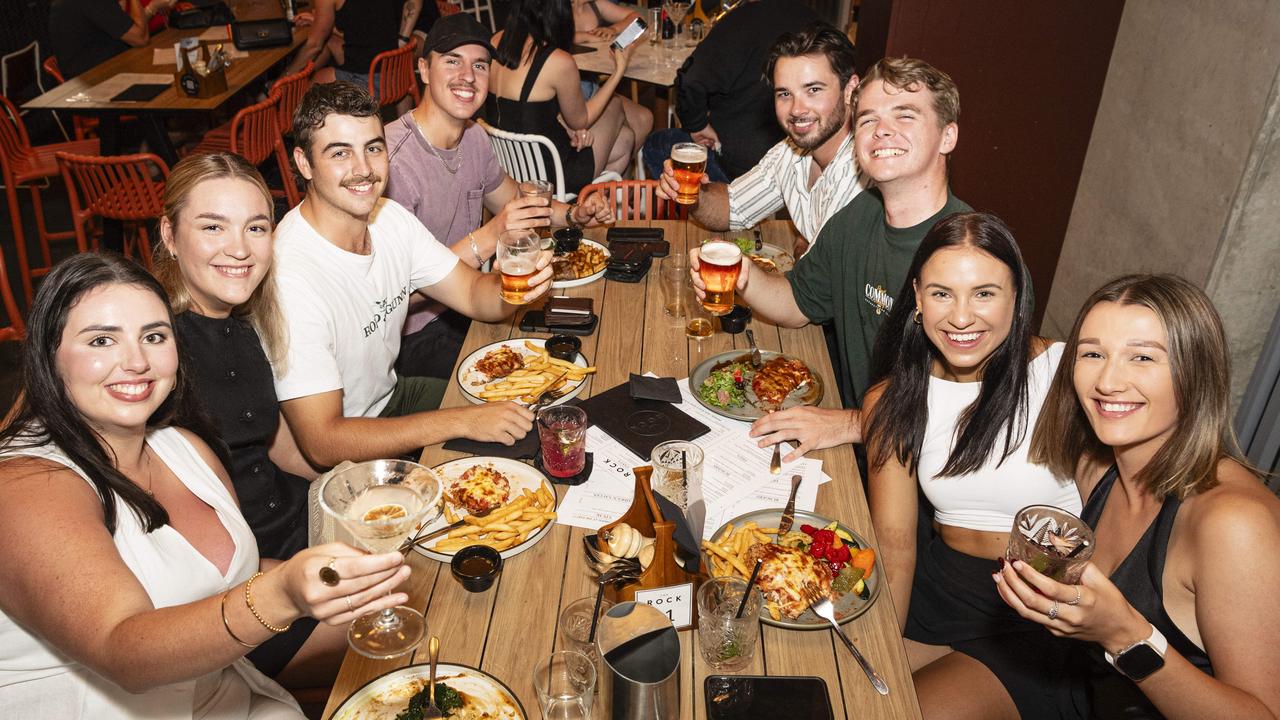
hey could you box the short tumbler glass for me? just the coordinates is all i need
[696,576,761,672]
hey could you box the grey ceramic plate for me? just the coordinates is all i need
[688,349,823,422]
[703,508,880,630]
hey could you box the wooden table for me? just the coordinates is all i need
[322,219,922,720]
[573,39,694,89]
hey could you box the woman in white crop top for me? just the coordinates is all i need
[863,213,1082,720]
[0,254,414,719]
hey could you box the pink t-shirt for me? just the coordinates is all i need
[385,115,505,334]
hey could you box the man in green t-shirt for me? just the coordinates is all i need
[691,57,967,461]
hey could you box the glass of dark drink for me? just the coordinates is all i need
[697,239,742,316]
[671,142,708,205]
[497,229,541,305]
[537,405,588,478]
[1005,504,1096,583]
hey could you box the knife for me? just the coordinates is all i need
[776,475,803,539]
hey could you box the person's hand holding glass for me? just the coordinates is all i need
[496,229,555,306]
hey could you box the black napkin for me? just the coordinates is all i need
[629,373,681,403]
[441,399,583,460]
[651,491,701,574]
[576,383,709,459]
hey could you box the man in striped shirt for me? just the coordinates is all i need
[657,23,863,254]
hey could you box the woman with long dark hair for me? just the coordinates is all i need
[487,0,650,191]
[0,254,411,718]
[996,275,1280,719]
[863,212,1080,719]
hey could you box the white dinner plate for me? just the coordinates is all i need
[551,238,610,288]
[331,661,526,720]
[456,338,590,406]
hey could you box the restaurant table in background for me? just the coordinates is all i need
[572,38,695,89]
[321,219,923,720]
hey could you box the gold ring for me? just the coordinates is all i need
[1068,585,1082,606]
[319,557,340,586]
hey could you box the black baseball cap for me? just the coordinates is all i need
[424,14,495,55]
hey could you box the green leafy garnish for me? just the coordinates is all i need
[719,639,741,660]
[732,236,754,255]
[698,363,749,409]
[396,683,464,720]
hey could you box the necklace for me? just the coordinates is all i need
[412,114,463,175]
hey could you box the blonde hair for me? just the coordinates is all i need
[854,56,960,128]
[1030,274,1254,499]
[153,153,287,367]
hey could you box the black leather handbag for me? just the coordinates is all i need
[170,1,233,28]
[231,19,293,51]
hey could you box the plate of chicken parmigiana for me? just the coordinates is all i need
[411,457,558,563]
[701,509,880,630]
[688,349,823,422]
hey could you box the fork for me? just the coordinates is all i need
[801,581,889,695]
[528,383,572,415]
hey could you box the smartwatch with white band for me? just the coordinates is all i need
[1105,624,1168,682]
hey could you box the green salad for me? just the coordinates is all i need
[396,683,463,720]
[731,236,755,255]
[698,362,750,408]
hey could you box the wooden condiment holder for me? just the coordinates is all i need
[596,466,704,628]
[174,41,228,98]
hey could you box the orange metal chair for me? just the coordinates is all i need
[576,179,688,221]
[0,241,24,341]
[190,94,301,207]
[437,1,463,16]
[368,38,420,109]
[0,95,99,303]
[272,61,315,136]
[42,56,100,141]
[55,152,169,269]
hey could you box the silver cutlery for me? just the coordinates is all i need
[801,581,889,695]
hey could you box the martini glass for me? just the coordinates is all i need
[319,459,442,658]
[664,0,693,47]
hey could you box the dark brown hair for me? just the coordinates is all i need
[764,23,857,90]
[291,81,380,160]
[1030,274,1250,499]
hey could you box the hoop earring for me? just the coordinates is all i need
[912,308,922,325]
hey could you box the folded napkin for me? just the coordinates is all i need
[629,373,682,403]
[442,399,584,459]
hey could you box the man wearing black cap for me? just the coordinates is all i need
[385,13,613,379]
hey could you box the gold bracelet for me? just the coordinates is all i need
[244,571,292,634]
[220,591,259,648]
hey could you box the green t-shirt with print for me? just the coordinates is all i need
[787,188,972,405]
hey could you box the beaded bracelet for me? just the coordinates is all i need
[244,571,292,634]
[220,590,258,648]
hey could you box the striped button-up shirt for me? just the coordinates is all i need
[726,131,863,246]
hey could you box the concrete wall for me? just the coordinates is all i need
[1047,1,1280,405]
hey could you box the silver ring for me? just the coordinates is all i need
[1068,585,1082,606]
[345,596,354,613]
[1047,600,1060,620]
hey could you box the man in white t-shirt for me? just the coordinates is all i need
[273,81,554,467]
[656,24,862,254]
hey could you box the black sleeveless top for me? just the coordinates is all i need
[484,45,595,193]
[335,0,402,74]
[1076,466,1214,719]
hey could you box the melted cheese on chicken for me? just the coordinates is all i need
[447,464,512,515]
[745,543,833,619]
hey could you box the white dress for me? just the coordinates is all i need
[0,427,303,719]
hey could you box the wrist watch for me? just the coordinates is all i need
[1105,624,1168,682]
[565,202,583,229]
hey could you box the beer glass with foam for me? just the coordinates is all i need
[497,229,541,305]
[671,142,708,205]
[698,240,742,316]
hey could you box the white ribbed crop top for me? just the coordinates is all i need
[917,342,1081,532]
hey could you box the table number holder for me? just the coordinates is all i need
[174,40,228,98]
[597,467,704,630]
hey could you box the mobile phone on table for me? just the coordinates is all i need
[705,676,833,719]
[611,17,648,50]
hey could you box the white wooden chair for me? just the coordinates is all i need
[454,0,496,31]
[478,119,624,201]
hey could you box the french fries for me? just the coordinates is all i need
[429,480,558,554]
[553,243,608,280]
[701,522,786,621]
[473,342,597,403]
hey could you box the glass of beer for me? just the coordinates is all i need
[698,240,742,316]
[671,142,708,205]
[519,179,555,244]
[497,229,541,305]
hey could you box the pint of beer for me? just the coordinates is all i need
[672,142,708,205]
[518,180,555,243]
[497,230,541,305]
[698,240,742,316]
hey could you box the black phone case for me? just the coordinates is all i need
[519,311,599,336]
[705,676,833,719]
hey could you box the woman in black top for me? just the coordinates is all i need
[488,0,649,193]
[155,153,344,688]
[996,275,1280,719]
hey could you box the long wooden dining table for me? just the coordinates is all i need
[322,218,922,720]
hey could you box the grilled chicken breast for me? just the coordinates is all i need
[745,543,833,619]
[751,358,812,409]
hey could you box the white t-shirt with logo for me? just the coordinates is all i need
[272,198,460,417]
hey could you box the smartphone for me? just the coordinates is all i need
[611,17,648,51]
[705,676,833,719]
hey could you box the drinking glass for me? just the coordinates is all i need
[497,229,542,305]
[1005,504,1096,583]
[663,0,693,47]
[670,142,708,205]
[318,459,442,658]
[537,405,588,478]
[697,577,761,671]
[560,596,614,690]
[697,239,742,316]
[659,256,689,319]
[650,441,703,512]
[647,8,662,45]
[533,650,596,720]
[519,179,555,244]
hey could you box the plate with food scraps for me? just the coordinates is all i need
[729,235,795,274]
[457,338,594,406]
[702,509,880,630]
[688,349,823,421]
[413,456,559,562]
[551,238,610,288]
[331,661,526,720]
